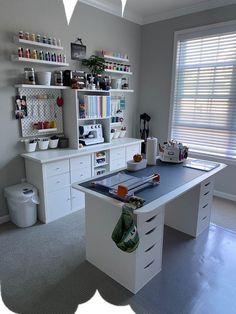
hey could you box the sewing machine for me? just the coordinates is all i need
[79,124,104,146]
[159,140,188,163]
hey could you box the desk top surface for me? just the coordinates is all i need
[79,159,225,211]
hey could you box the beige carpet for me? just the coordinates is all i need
[211,196,236,232]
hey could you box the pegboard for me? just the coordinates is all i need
[17,88,63,138]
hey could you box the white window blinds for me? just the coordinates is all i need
[170,27,236,160]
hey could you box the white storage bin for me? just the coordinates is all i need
[24,140,37,152]
[49,138,59,149]
[4,183,39,227]
[37,71,51,86]
[38,138,49,150]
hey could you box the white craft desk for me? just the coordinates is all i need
[73,159,226,293]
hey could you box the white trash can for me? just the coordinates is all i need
[4,183,39,228]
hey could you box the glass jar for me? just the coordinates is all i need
[24,67,35,85]
[54,71,63,86]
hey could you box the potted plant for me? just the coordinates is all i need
[82,55,106,87]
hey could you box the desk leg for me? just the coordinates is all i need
[165,177,215,237]
[85,193,164,293]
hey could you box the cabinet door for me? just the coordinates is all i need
[71,167,92,183]
[126,144,141,162]
[70,154,92,171]
[110,147,126,161]
[46,188,71,223]
[110,158,126,172]
[44,159,69,177]
[71,188,85,211]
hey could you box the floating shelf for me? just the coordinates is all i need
[12,56,69,67]
[37,128,58,133]
[105,69,132,75]
[103,55,129,63]
[110,89,134,93]
[76,89,110,93]
[15,84,70,90]
[14,36,64,50]
[78,117,111,121]
[94,162,109,168]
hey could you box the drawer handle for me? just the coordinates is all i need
[56,167,61,170]
[144,259,155,269]
[202,203,208,209]
[56,181,61,184]
[146,215,157,223]
[204,191,210,196]
[205,182,211,187]
[202,215,208,221]
[145,243,156,253]
[80,174,84,177]
[145,227,157,235]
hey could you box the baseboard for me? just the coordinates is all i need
[213,190,236,202]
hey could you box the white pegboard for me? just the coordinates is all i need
[17,88,63,137]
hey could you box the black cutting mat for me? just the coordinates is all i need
[80,160,207,205]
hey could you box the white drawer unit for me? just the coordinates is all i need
[71,167,92,183]
[126,144,141,162]
[45,172,70,193]
[110,158,126,172]
[46,187,71,223]
[44,159,69,178]
[110,147,126,162]
[70,154,92,171]
[71,188,85,211]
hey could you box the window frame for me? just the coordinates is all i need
[168,20,236,163]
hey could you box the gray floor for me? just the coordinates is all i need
[0,209,236,314]
[211,197,236,232]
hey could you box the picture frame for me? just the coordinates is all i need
[71,42,86,60]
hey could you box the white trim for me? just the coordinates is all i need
[214,190,236,202]
[142,0,236,25]
[79,0,143,25]
[0,215,10,224]
[80,0,236,25]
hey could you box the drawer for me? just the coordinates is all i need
[199,190,213,210]
[46,187,71,222]
[198,202,212,223]
[200,178,214,197]
[126,144,141,161]
[139,224,164,252]
[197,213,211,235]
[110,158,126,172]
[110,147,126,162]
[137,210,164,237]
[71,166,91,183]
[70,154,92,171]
[137,241,162,269]
[44,159,69,177]
[71,188,85,211]
[46,173,70,193]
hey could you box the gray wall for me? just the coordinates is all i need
[139,4,236,198]
[0,0,141,217]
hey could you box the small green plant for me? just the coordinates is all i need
[82,55,105,76]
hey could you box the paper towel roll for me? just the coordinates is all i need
[146,137,158,165]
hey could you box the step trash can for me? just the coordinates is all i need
[4,183,39,228]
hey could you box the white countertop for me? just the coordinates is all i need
[21,138,143,163]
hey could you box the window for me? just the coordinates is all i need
[170,23,236,160]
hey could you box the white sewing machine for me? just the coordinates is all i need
[79,124,104,146]
[159,140,188,163]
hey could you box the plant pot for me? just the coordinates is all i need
[49,138,59,149]
[38,139,49,150]
[25,140,37,153]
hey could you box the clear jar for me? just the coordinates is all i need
[24,67,35,85]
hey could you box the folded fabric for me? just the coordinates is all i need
[112,196,144,253]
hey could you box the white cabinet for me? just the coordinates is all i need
[46,188,71,222]
[110,147,126,171]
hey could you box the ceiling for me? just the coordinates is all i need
[80,0,236,25]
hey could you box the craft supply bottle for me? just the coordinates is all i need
[52,38,57,46]
[36,34,41,42]
[19,31,24,39]
[24,32,30,40]
[30,33,36,41]
[18,47,23,57]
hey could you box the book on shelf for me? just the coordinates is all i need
[79,95,111,119]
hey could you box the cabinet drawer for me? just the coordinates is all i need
[46,173,70,193]
[137,211,164,237]
[46,187,71,222]
[110,147,125,162]
[110,158,126,172]
[44,159,69,177]
[70,154,92,171]
[139,224,164,252]
[200,178,214,197]
[126,144,141,161]
[71,167,91,183]
[71,188,85,211]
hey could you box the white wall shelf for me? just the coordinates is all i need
[103,54,129,63]
[15,84,70,90]
[37,128,58,134]
[78,117,111,121]
[105,69,132,75]
[12,56,69,67]
[14,36,64,50]
[110,89,134,93]
[74,89,110,93]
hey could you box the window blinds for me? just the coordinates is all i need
[170,30,236,160]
